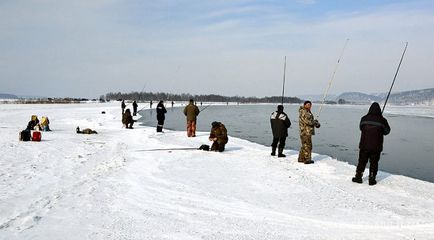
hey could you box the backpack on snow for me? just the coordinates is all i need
[199,144,210,151]
[19,130,31,141]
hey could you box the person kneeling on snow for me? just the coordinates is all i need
[209,121,228,152]
[76,126,98,134]
[40,116,51,131]
[122,108,136,129]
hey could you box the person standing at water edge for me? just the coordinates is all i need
[121,100,126,114]
[270,105,291,157]
[156,100,167,132]
[132,100,138,116]
[183,99,200,137]
[209,121,228,152]
[298,101,320,164]
[352,102,390,185]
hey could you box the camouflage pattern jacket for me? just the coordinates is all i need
[298,106,319,136]
[209,123,228,144]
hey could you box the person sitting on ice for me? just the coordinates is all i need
[26,115,40,131]
[40,116,51,131]
[209,121,228,152]
[122,108,135,129]
[76,126,98,134]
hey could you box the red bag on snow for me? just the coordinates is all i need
[32,131,41,141]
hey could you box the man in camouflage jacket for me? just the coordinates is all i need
[298,101,320,164]
[209,121,228,152]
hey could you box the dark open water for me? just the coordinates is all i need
[139,104,434,183]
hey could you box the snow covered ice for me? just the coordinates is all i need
[1,103,434,239]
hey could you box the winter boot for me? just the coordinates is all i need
[277,148,286,158]
[352,172,363,184]
[368,173,377,186]
[304,160,314,164]
[298,155,304,163]
[271,146,276,156]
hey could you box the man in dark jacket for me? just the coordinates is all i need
[352,102,391,185]
[121,100,126,114]
[156,100,167,132]
[209,121,229,152]
[270,105,291,157]
[26,115,40,131]
[132,101,138,116]
[183,99,200,137]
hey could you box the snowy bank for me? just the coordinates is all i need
[1,103,434,240]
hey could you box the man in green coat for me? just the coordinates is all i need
[298,101,320,164]
[183,99,200,137]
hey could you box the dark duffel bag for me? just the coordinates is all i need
[20,130,31,141]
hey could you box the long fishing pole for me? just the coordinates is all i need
[281,56,287,104]
[126,83,147,108]
[316,38,350,119]
[135,147,199,152]
[382,42,408,113]
[199,104,212,112]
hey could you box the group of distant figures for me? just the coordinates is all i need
[19,115,51,142]
[119,98,228,152]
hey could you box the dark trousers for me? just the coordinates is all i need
[157,119,164,132]
[271,137,286,149]
[211,141,226,152]
[356,150,381,176]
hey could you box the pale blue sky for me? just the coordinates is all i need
[1,0,433,98]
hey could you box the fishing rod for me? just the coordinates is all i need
[281,56,287,105]
[126,83,147,108]
[316,38,350,119]
[135,147,199,152]
[199,104,212,112]
[382,42,408,113]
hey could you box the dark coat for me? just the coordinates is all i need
[270,110,291,138]
[26,119,39,130]
[359,102,391,153]
[156,103,167,121]
[132,101,138,111]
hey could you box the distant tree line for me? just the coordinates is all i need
[104,91,303,104]
[2,98,98,104]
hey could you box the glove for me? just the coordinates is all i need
[314,119,321,128]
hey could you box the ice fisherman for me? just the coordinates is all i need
[209,121,228,152]
[270,105,291,157]
[156,100,167,132]
[352,102,391,185]
[298,101,321,164]
[183,99,200,137]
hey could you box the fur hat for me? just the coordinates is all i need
[211,121,220,128]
